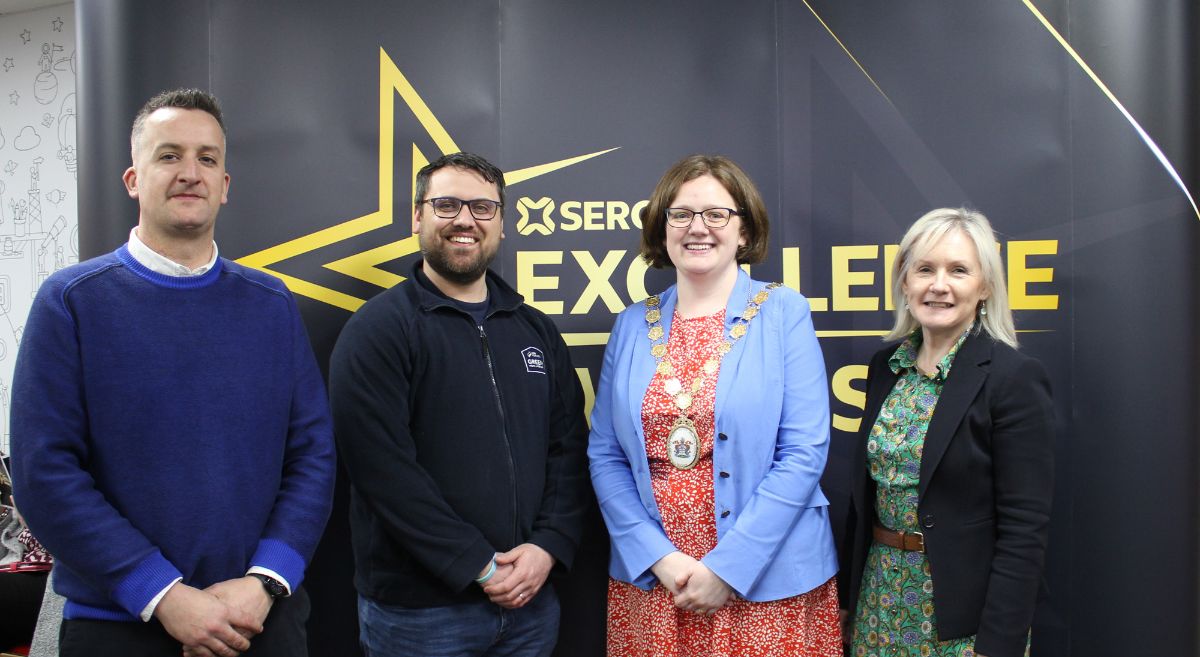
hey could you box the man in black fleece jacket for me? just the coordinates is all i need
[330,152,589,657]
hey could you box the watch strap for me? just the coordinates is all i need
[249,573,286,599]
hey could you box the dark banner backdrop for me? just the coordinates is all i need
[75,2,1198,656]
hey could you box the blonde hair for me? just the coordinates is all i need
[885,208,1017,347]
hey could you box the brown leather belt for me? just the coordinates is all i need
[873,523,925,552]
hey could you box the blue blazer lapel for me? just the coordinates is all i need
[627,286,678,442]
[917,333,992,500]
[714,272,755,420]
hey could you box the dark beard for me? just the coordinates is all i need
[420,241,493,286]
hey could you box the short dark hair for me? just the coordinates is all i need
[413,152,506,213]
[639,154,770,269]
[131,88,225,152]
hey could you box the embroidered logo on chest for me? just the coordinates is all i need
[521,346,547,374]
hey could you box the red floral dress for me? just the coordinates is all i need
[607,309,841,657]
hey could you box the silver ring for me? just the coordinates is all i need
[518,592,526,599]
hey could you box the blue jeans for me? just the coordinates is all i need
[358,587,559,657]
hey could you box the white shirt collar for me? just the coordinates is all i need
[127,227,219,277]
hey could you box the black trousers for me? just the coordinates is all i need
[59,586,310,657]
[0,570,49,649]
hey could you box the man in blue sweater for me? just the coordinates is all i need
[10,89,336,657]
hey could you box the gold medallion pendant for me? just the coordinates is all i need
[667,416,701,470]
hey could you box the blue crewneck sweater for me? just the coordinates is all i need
[11,246,336,621]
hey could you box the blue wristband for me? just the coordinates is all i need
[474,558,497,584]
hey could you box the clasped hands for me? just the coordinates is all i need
[478,543,555,609]
[155,576,274,657]
[651,551,735,615]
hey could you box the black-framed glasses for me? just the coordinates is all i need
[664,207,739,228]
[422,197,502,221]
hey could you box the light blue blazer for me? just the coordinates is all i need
[588,271,838,602]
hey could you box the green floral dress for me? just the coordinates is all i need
[850,331,981,657]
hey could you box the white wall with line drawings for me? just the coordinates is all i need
[0,3,77,454]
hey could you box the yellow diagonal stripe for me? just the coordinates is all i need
[506,148,621,186]
[1022,0,1199,221]
[800,1,891,104]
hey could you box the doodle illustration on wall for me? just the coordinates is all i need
[58,91,75,177]
[34,42,64,105]
[14,125,40,151]
[0,7,78,452]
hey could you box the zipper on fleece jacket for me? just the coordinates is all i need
[478,324,520,547]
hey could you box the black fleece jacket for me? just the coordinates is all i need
[330,262,589,607]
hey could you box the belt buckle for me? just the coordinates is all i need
[909,531,925,552]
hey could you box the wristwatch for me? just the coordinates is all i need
[249,573,287,599]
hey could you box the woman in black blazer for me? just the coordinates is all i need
[843,208,1054,657]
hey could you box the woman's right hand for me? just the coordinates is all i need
[650,551,698,595]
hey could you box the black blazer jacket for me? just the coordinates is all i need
[844,332,1054,657]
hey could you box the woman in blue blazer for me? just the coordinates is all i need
[588,155,840,656]
[843,208,1055,657]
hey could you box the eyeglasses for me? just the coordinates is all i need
[422,197,502,221]
[664,207,739,228]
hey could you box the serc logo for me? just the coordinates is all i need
[515,197,647,237]
[516,197,556,236]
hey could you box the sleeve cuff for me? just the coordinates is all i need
[528,530,574,571]
[249,539,306,592]
[139,577,182,621]
[702,537,763,596]
[112,551,184,619]
[446,539,500,593]
[622,525,678,585]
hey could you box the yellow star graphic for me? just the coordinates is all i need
[237,48,618,312]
